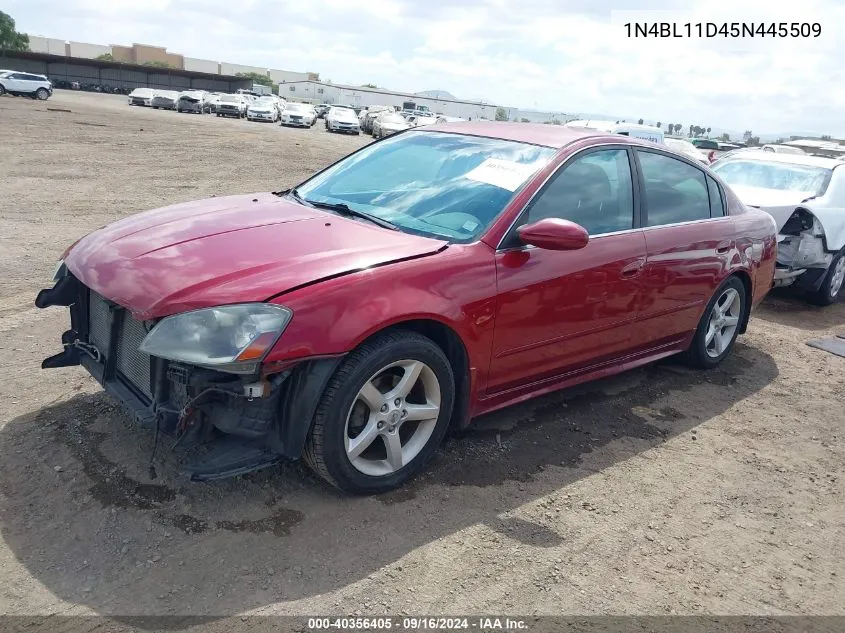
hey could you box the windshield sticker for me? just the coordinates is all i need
[464,159,538,192]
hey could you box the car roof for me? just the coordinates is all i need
[424,121,618,149]
[715,149,845,168]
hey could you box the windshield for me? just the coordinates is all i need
[294,130,556,242]
[254,97,275,105]
[219,95,240,103]
[712,159,831,195]
[380,114,405,124]
[286,103,310,112]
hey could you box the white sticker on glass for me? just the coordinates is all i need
[464,159,538,192]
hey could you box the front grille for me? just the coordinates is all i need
[115,314,153,398]
[88,291,111,351]
[87,290,153,399]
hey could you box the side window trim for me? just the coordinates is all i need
[632,147,721,228]
[497,143,638,250]
[706,175,726,218]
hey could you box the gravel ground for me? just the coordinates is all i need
[0,91,843,623]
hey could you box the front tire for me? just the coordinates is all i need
[684,276,746,369]
[304,330,455,494]
[807,250,845,306]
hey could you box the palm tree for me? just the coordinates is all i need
[656,121,661,128]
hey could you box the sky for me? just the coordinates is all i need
[8,0,845,136]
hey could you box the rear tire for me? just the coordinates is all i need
[303,330,455,494]
[684,276,746,369]
[0,85,5,96]
[807,250,845,306]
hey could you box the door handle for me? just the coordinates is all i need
[621,258,646,278]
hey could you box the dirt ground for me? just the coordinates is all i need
[0,91,843,623]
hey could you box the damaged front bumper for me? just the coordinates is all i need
[774,230,833,290]
[35,274,341,481]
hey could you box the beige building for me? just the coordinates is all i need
[110,43,185,69]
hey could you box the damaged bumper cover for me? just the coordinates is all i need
[35,274,341,480]
[773,212,835,290]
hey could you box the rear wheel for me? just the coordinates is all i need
[0,84,5,96]
[303,330,455,494]
[684,276,746,368]
[807,250,845,306]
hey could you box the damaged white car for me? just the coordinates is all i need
[712,153,845,305]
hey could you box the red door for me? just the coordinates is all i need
[487,233,648,395]
[633,149,735,346]
[485,146,649,395]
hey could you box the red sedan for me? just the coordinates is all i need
[36,123,777,493]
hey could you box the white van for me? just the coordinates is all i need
[564,120,664,144]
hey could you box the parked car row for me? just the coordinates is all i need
[126,87,324,129]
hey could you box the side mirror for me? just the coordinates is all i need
[516,218,589,251]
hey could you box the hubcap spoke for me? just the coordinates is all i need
[403,402,439,422]
[383,432,404,470]
[347,419,380,459]
[357,380,384,411]
[388,360,423,400]
[705,323,717,346]
[714,329,727,354]
[722,315,739,327]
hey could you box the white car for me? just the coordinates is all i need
[0,71,53,100]
[361,106,393,133]
[280,102,316,127]
[325,106,360,134]
[372,112,411,138]
[216,94,247,118]
[760,144,806,155]
[246,96,280,122]
[128,87,156,107]
[665,137,708,164]
[407,114,438,128]
[711,153,845,305]
[176,90,209,113]
[151,90,179,110]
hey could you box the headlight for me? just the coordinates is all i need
[139,303,292,374]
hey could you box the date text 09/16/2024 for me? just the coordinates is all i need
[624,22,821,38]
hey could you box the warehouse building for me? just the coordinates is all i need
[0,50,252,92]
[280,80,501,120]
[24,36,318,86]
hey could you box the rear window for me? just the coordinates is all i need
[692,139,719,150]
[711,159,832,196]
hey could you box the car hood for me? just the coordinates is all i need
[727,185,820,229]
[64,192,448,320]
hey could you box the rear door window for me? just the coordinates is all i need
[637,150,711,226]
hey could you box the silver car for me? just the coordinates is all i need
[712,153,845,305]
[151,90,179,110]
[372,112,410,139]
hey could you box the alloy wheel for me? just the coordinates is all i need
[705,287,742,358]
[344,359,441,476]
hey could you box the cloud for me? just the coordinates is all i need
[7,0,845,135]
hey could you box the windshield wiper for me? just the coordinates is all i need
[304,199,398,231]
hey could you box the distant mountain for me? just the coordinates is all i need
[415,90,457,100]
